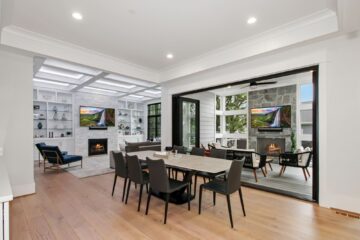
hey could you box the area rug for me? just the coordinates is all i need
[66,157,114,179]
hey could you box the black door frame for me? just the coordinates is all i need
[172,96,200,148]
[172,65,319,202]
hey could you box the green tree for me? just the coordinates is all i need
[226,115,247,133]
[225,94,247,110]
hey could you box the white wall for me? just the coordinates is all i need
[0,47,34,196]
[161,31,360,213]
[184,92,216,146]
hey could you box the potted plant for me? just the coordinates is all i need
[290,130,296,153]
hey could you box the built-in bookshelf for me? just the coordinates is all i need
[33,88,73,139]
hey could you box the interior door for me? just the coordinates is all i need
[172,97,200,150]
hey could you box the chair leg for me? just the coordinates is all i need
[302,168,308,181]
[81,159,83,168]
[187,184,191,211]
[198,185,203,215]
[164,193,169,224]
[146,183,149,193]
[145,188,152,215]
[39,152,41,167]
[261,168,267,177]
[203,177,206,183]
[268,162,273,171]
[305,168,311,177]
[283,166,287,174]
[226,194,234,228]
[213,192,216,206]
[239,188,246,217]
[112,175,117,196]
[279,165,284,176]
[194,175,198,198]
[125,180,131,204]
[122,178,128,202]
[253,169,258,182]
[138,184,143,212]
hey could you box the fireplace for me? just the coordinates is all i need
[88,138,108,156]
[257,138,285,156]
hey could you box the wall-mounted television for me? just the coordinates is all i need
[80,106,115,127]
[250,105,291,128]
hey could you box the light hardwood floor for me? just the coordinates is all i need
[10,166,360,240]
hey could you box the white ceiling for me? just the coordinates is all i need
[2,0,329,69]
[33,57,161,102]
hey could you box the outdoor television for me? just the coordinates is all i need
[79,106,115,127]
[250,105,291,128]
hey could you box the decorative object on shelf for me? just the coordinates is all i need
[118,123,125,130]
[33,105,40,110]
[139,118,142,123]
[61,113,67,121]
[34,113,40,119]
[60,133,65,137]
[39,113,46,120]
[37,122,43,129]
[66,131,72,136]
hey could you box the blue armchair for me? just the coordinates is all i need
[35,143,68,167]
[41,145,82,172]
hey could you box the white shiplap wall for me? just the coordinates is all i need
[184,92,216,146]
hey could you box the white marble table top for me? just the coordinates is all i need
[127,150,232,174]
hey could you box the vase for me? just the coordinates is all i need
[37,122,43,129]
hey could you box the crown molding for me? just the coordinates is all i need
[0,25,160,83]
[160,9,338,82]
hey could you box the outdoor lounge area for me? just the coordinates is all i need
[1,1,360,239]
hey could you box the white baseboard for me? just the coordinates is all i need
[11,182,35,197]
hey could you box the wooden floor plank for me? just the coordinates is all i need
[10,166,360,240]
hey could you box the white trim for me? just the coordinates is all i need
[0,26,160,83]
[11,182,35,197]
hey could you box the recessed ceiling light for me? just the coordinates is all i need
[72,12,83,20]
[166,53,174,59]
[33,78,70,87]
[83,86,117,94]
[247,17,257,25]
[96,80,136,89]
[144,90,161,95]
[129,94,144,98]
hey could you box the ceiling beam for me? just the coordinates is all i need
[71,72,108,92]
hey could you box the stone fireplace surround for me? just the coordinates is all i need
[248,85,297,152]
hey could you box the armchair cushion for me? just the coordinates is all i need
[62,155,83,164]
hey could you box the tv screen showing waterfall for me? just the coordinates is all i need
[80,106,115,127]
[250,105,291,128]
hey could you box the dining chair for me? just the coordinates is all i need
[198,158,246,228]
[190,147,205,156]
[173,145,187,154]
[125,154,149,211]
[209,148,227,159]
[145,158,191,224]
[111,151,128,202]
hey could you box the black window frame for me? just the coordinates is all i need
[147,103,161,140]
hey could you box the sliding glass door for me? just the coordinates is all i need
[172,97,200,150]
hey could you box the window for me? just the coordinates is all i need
[225,93,247,110]
[225,114,247,133]
[216,115,221,133]
[147,103,161,139]
[216,95,221,110]
[300,84,313,103]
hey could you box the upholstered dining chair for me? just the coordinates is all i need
[199,158,246,228]
[111,151,128,202]
[125,154,149,211]
[190,147,205,156]
[145,158,191,224]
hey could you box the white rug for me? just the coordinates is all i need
[66,157,114,179]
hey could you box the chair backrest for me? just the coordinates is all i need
[126,154,143,183]
[111,151,127,178]
[227,158,245,193]
[35,142,46,157]
[173,145,187,154]
[209,149,227,159]
[41,145,64,164]
[190,147,205,156]
[146,158,169,192]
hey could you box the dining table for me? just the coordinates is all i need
[126,150,233,204]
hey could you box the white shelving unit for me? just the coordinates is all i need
[117,100,145,149]
[33,88,75,161]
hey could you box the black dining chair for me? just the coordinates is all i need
[190,147,205,156]
[198,158,246,228]
[111,151,128,202]
[209,148,227,159]
[145,158,191,224]
[125,154,149,211]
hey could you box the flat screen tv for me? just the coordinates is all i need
[80,106,115,127]
[250,105,291,128]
